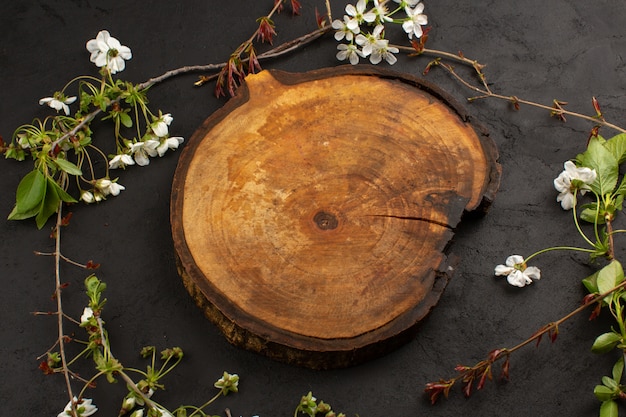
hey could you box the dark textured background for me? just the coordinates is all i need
[2,1,626,416]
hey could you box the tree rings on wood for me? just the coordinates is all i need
[171,66,500,369]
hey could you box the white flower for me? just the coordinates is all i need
[109,153,135,169]
[58,397,98,417]
[157,136,184,157]
[152,113,174,138]
[130,140,160,166]
[86,30,132,74]
[80,307,94,324]
[81,191,95,204]
[369,40,399,65]
[402,3,428,39]
[108,182,125,196]
[356,24,385,57]
[95,178,125,196]
[39,95,77,116]
[345,0,376,25]
[331,16,360,41]
[372,0,393,22]
[553,160,597,210]
[336,43,362,65]
[495,255,541,288]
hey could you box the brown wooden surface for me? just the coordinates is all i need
[171,66,500,369]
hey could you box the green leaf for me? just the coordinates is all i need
[54,158,83,176]
[612,357,624,383]
[582,270,600,293]
[14,169,46,212]
[35,178,61,229]
[7,204,41,221]
[48,180,77,204]
[580,137,619,196]
[580,204,605,224]
[595,385,617,402]
[119,111,133,128]
[597,260,625,302]
[600,400,618,417]
[604,133,626,164]
[591,332,622,354]
[602,376,619,390]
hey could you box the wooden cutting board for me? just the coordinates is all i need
[171,66,500,369]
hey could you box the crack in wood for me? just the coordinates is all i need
[366,214,453,229]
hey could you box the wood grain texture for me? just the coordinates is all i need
[171,66,500,369]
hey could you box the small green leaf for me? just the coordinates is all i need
[119,111,133,128]
[595,385,617,402]
[602,376,619,390]
[612,357,624,383]
[597,260,625,301]
[580,204,605,224]
[600,400,618,417]
[591,332,622,354]
[14,169,46,212]
[54,158,82,176]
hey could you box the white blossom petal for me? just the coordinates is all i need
[80,307,94,324]
[58,397,98,417]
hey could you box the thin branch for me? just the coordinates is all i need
[50,25,331,151]
[435,61,626,134]
[53,204,77,416]
[429,278,626,400]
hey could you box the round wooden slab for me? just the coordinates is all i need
[171,66,500,369]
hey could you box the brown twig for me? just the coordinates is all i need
[52,203,78,416]
[426,278,626,403]
[434,60,626,134]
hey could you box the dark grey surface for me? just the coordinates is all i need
[2,1,626,416]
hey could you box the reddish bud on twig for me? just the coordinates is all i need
[500,355,510,380]
[410,27,431,55]
[315,8,327,28]
[462,378,473,398]
[39,361,54,375]
[290,0,302,15]
[510,96,520,111]
[488,349,503,362]
[424,381,452,404]
[592,96,604,120]
[550,99,568,122]
[61,212,73,226]
[476,366,492,391]
[85,260,100,270]
[247,47,262,75]
[256,17,277,45]
[549,325,559,343]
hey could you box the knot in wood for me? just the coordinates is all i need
[313,211,338,230]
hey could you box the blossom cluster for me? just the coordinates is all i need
[331,0,427,65]
[35,30,185,207]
